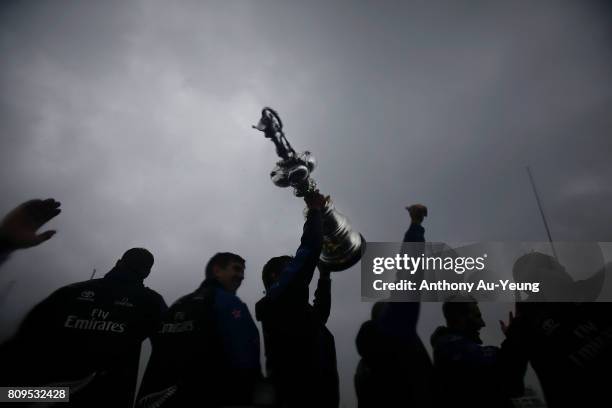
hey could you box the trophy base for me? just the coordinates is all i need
[318,234,366,272]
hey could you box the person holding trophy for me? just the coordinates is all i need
[252,107,365,407]
[256,190,339,408]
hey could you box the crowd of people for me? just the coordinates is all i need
[0,197,610,407]
[355,205,612,408]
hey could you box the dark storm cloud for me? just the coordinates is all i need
[1,0,611,405]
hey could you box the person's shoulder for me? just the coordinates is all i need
[357,320,375,337]
[63,277,144,293]
[430,326,462,348]
[138,287,166,310]
[213,287,244,309]
[141,286,165,302]
[29,280,101,306]
[53,279,99,296]
[168,289,201,309]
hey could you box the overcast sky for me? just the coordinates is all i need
[1,1,612,405]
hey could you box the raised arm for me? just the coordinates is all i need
[266,192,326,299]
[0,199,61,268]
[378,204,430,335]
[403,222,425,243]
[498,311,528,397]
[393,203,427,303]
[403,204,426,241]
[313,266,332,323]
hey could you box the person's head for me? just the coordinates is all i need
[371,301,386,320]
[205,252,246,293]
[442,295,485,342]
[262,255,293,290]
[117,248,154,280]
[513,252,572,287]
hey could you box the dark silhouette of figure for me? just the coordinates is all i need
[354,301,385,408]
[501,252,612,407]
[431,297,522,408]
[137,252,261,408]
[355,299,433,408]
[0,248,166,407]
[403,203,427,243]
[255,191,339,408]
[0,198,61,267]
[354,203,433,408]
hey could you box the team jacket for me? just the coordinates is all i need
[430,325,516,408]
[255,209,339,408]
[137,279,261,408]
[0,266,167,408]
[502,301,612,408]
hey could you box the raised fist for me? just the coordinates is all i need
[304,191,329,211]
[406,204,427,224]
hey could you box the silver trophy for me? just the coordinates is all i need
[253,107,365,271]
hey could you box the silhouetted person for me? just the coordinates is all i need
[0,248,166,407]
[403,203,427,244]
[431,297,521,408]
[501,252,612,407]
[0,198,61,268]
[255,191,339,408]
[354,302,385,408]
[513,251,605,302]
[355,203,433,408]
[137,252,261,408]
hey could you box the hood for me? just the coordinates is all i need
[104,265,144,286]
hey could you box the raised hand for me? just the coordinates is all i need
[406,204,428,225]
[304,190,329,211]
[0,199,61,251]
[499,311,515,336]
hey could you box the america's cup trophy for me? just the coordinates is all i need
[253,107,365,271]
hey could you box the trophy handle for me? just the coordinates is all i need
[253,107,296,160]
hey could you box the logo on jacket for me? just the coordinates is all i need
[231,309,241,319]
[161,320,194,333]
[159,311,194,333]
[64,308,126,333]
[114,297,133,307]
[77,291,95,301]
